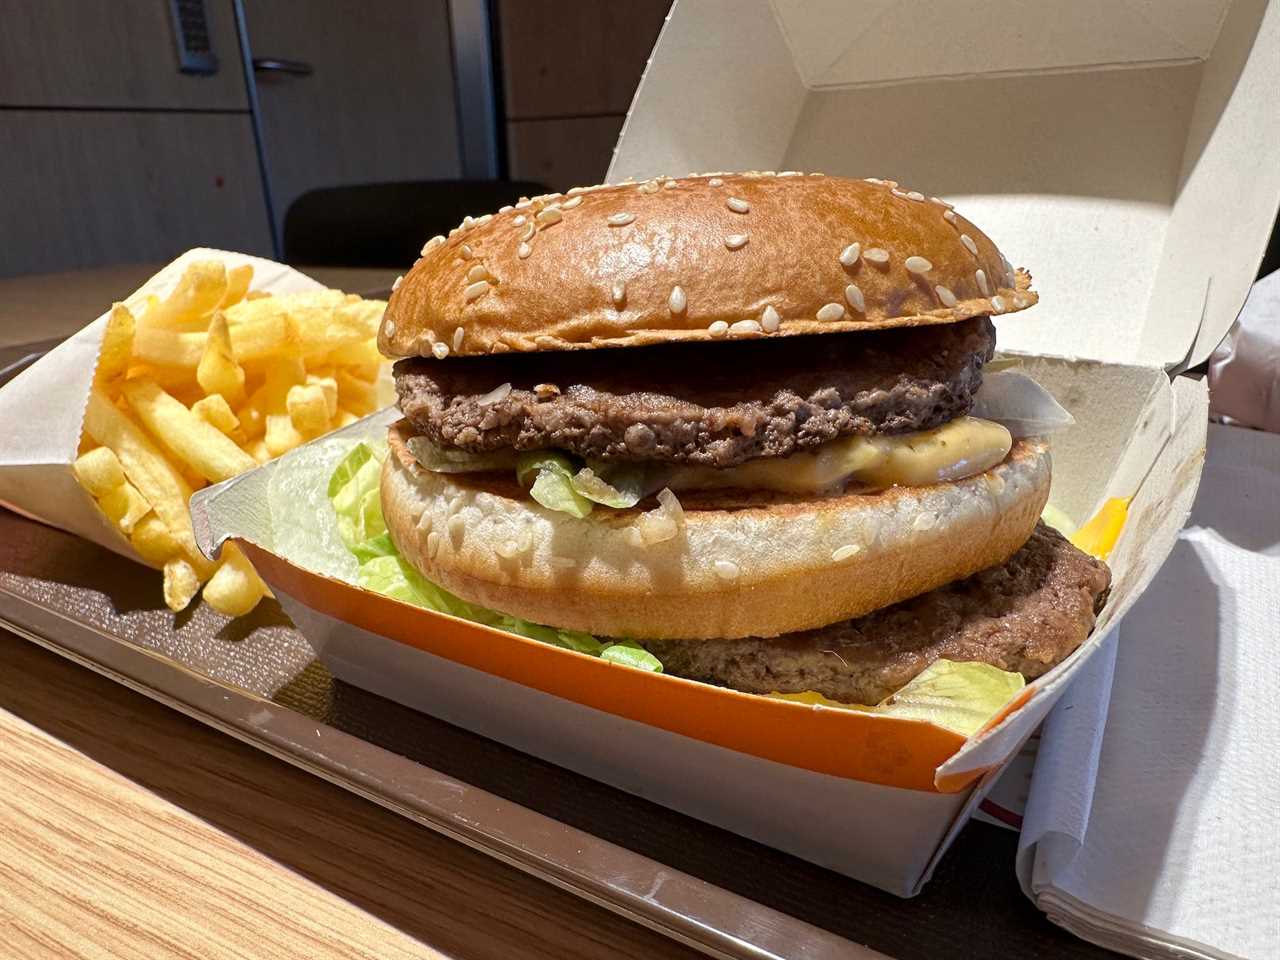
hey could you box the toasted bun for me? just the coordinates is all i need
[381,422,1052,640]
[379,173,1036,358]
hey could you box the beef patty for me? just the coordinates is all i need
[395,316,995,468]
[642,523,1111,705]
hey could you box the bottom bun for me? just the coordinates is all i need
[382,421,1051,640]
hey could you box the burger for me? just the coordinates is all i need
[373,173,1110,707]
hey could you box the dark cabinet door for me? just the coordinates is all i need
[241,0,465,239]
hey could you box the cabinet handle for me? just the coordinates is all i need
[252,58,314,76]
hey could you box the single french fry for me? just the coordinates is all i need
[286,384,330,437]
[73,447,126,497]
[218,264,254,308]
[98,481,150,534]
[335,368,378,416]
[202,543,269,617]
[264,413,304,457]
[196,313,246,405]
[305,372,339,418]
[121,378,257,483]
[144,261,228,330]
[82,388,211,577]
[129,513,181,568]
[190,393,240,435]
[325,338,384,368]
[95,303,136,385]
[162,558,202,612]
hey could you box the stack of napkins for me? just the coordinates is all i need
[1017,422,1280,960]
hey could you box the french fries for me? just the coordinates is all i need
[71,259,389,615]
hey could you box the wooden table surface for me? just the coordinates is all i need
[0,264,698,960]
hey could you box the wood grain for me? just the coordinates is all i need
[0,631,701,960]
[505,116,624,193]
[0,111,273,277]
[0,1,248,110]
[497,0,671,118]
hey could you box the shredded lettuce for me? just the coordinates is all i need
[327,442,660,671]
[771,659,1025,737]
[517,451,595,517]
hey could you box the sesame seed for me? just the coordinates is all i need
[499,205,513,214]
[724,233,749,250]
[467,264,488,283]
[663,179,678,189]
[960,234,978,256]
[453,327,464,351]
[913,512,937,531]
[392,275,403,291]
[607,212,636,226]
[385,319,397,336]
[520,222,535,242]
[726,197,750,213]
[459,244,473,259]
[863,247,890,265]
[668,285,687,314]
[864,177,884,184]
[708,177,724,187]
[432,342,450,359]
[839,242,861,267]
[464,280,489,301]
[476,214,492,225]
[817,303,845,322]
[536,207,562,226]
[421,235,444,255]
[462,215,474,229]
[512,214,527,226]
[935,285,958,307]
[990,296,1006,311]
[729,319,762,336]
[943,210,957,225]
[905,255,932,275]
[638,179,660,194]
[831,543,862,562]
[761,305,781,332]
[976,269,990,296]
[713,559,740,581]
[517,242,532,259]
[891,188,907,198]
[562,195,583,209]
[931,197,954,209]
[447,514,466,540]
[515,198,533,209]
[708,320,729,338]
[906,191,925,202]
[566,186,587,196]
[611,280,626,308]
[844,284,865,312]
[426,531,441,558]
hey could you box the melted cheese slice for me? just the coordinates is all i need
[666,417,1013,494]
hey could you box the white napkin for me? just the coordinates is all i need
[1017,422,1280,960]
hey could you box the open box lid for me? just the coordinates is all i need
[608,0,1280,369]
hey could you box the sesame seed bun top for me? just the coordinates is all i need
[378,172,1037,359]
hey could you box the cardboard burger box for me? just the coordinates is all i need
[9,0,1277,897]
